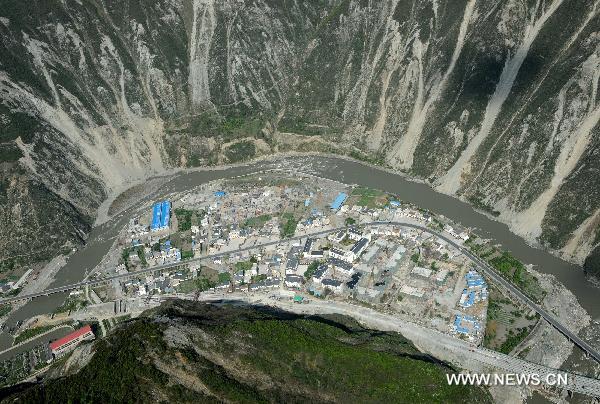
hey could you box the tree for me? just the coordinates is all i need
[584,246,600,278]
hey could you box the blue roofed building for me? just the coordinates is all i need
[151,202,162,230]
[151,200,171,231]
[330,192,347,210]
[453,315,481,339]
[214,191,226,197]
[160,201,171,228]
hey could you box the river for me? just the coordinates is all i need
[0,155,597,355]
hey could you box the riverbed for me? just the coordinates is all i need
[0,155,597,350]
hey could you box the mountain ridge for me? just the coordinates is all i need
[0,0,598,273]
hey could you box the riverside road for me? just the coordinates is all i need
[1,220,598,366]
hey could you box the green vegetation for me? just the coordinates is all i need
[0,304,11,317]
[348,149,387,166]
[488,251,545,303]
[351,186,388,208]
[188,113,263,143]
[241,214,271,229]
[14,325,58,345]
[234,261,253,272]
[224,141,256,163]
[280,213,299,238]
[467,194,501,217]
[584,245,600,278]
[345,217,356,226]
[54,295,87,314]
[410,253,420,263]
[176,277,216,293]
[484,287,537,353]
[136,248,147,268]
[173,208,202,232]
[0,144,23,163]
[181,250,194,260]
[466,238,545,303]
[1,302,491,403]
[498,328,530,354]
[251,274,267,283]
[304,261,321,279]
[122,246,147,269]
[218,272,231,284]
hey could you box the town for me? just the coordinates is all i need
[102,172,487,340]
[0,171,492,386]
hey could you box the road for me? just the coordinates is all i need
[189,292,600,397]
[1,219,598,365]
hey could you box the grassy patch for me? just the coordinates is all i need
[280,213,299,238]
[14,325,57,345]
[0,304,11,317]
[241,214,271,229]
[54,295,87,314]
[304,261,321,279]
[351,187,388,208]
[173,208,200,232]
[234,261,253,272]
[176,277,216,293]
[224,141,256,163]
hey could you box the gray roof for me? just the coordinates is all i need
[313,264,328,279]
[322,278,342,287]
[350,237,369,254]
[328,257,353,272]
[286,274,304,283]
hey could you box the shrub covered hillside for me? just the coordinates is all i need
[0,0,599,272]
[0,301,490,403]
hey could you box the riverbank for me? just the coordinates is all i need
[97,151,596,269]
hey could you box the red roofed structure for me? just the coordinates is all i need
[49,325,95,358]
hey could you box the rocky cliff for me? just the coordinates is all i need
[0,0,598,271]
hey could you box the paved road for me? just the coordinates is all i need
[189,292,600,397]
[1,219,598,365]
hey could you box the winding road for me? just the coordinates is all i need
[1,219,598,367]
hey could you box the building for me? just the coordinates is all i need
[330,229,346,243]
[286,258,299,273]
[322,278,343,292]
[150,200,171,231]
[346,272,362,289]
[347,227,363,241]
[285,274,304,288]
[306,250,324,259]
[49,325,95,358]
[399,284,425,298]
[329,247,353,263]
[328,257,354,275]
[435,269,449,285]
[312,264,329,284]
[302,238,314,256]
[453,315,481,340]
[411,266,432,279]
[330,192,347,210]
[350,237,369,259]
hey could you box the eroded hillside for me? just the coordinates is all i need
[0,0,598,271]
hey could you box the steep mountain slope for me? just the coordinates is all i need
[0,301,491,403]
[0,0,598,271]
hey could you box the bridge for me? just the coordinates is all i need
[1,220,599,366]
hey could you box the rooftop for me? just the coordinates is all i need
[49,325,93,350]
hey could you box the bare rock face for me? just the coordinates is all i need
[0,0,599,268]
